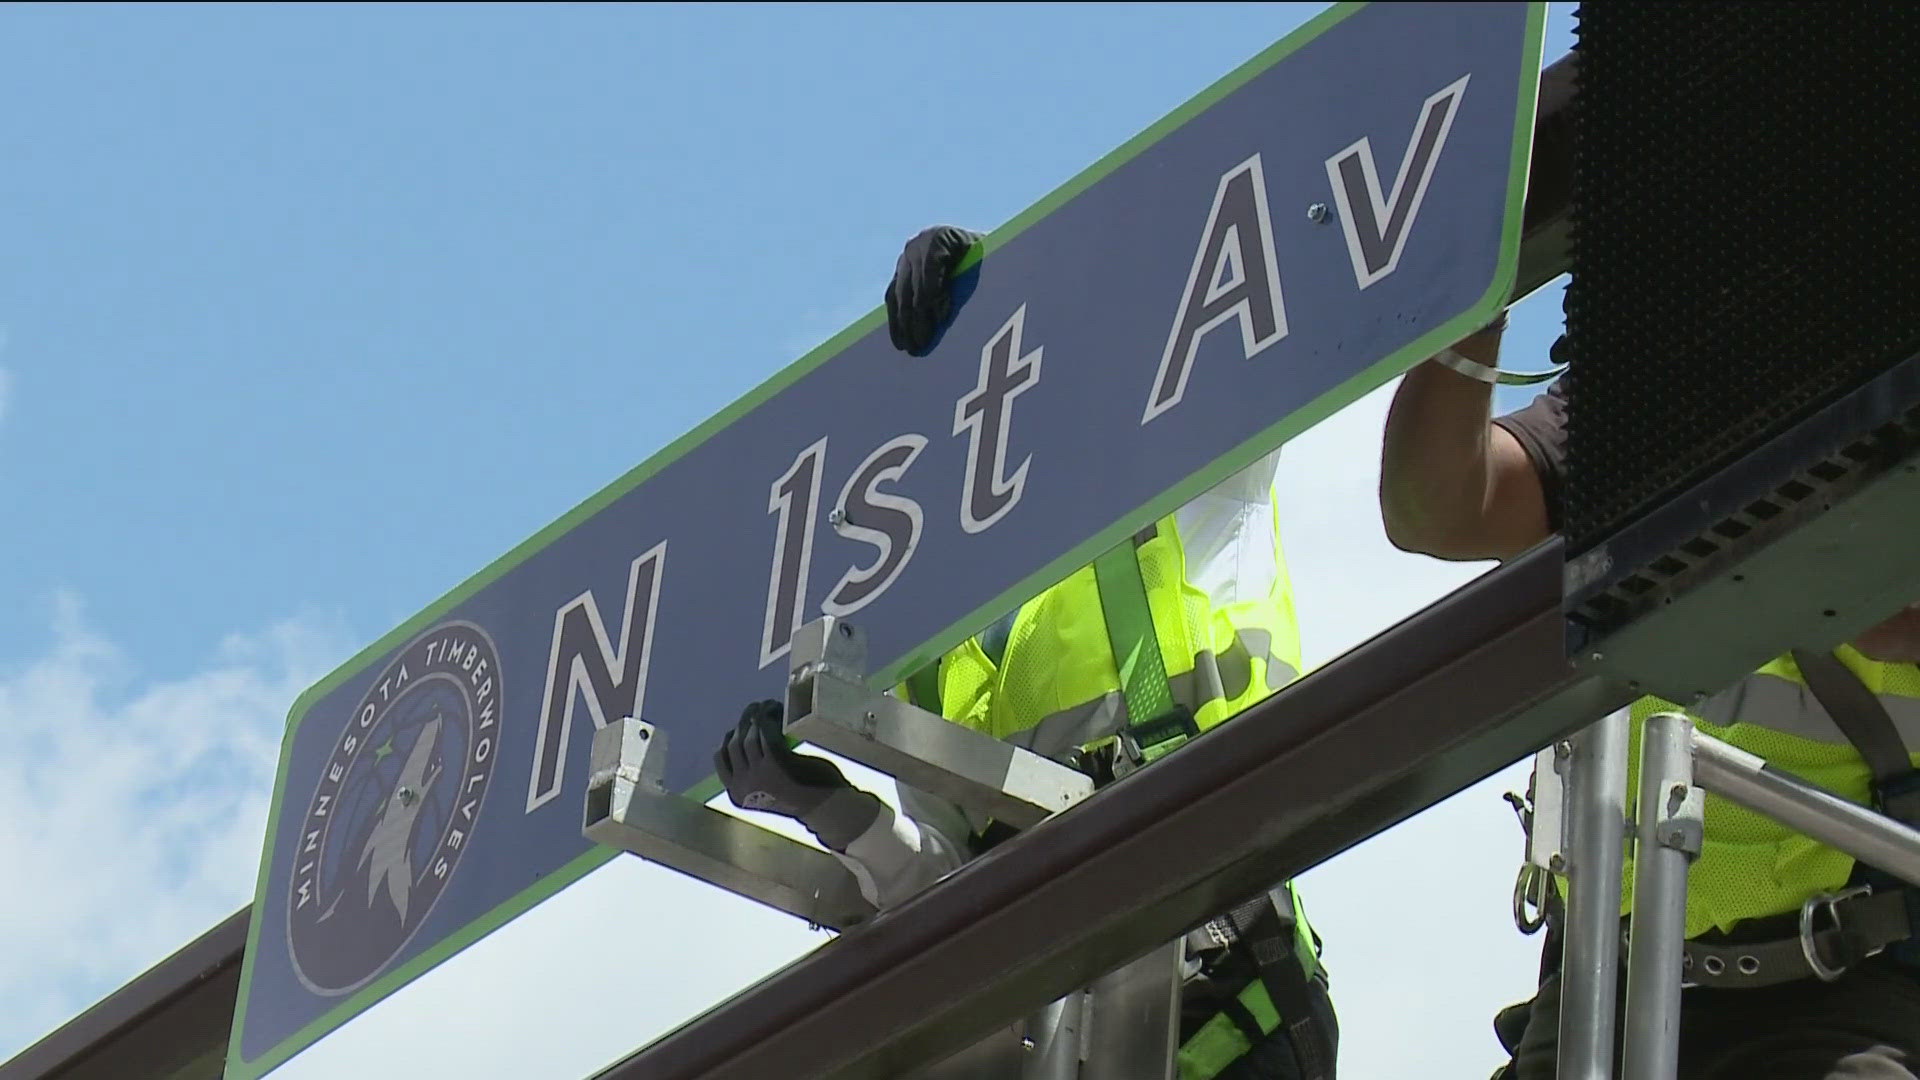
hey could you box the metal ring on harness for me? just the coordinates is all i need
[1513,863,1550,935]
[1800,884,1874,982]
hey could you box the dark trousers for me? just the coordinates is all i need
[1216,972,1340,1079]
[1182,963,1340,1080]
[1493,949,1920,1079]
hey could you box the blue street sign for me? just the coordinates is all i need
[230,3,1546,1074]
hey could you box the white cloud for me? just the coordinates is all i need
[0,599,354,1058]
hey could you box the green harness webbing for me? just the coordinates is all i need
[905,529,1331,1079]
[1091,536,1176,738]
[1091,530,1330,1080]
[904,665,942,719]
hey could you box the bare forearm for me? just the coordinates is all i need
[1380,331,1504,559]
[1853,601,1920,663]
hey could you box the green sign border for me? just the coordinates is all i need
[228,3,1545,1074]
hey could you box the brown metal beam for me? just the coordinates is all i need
[0,909,246,1080]
[590,540,1613,1080]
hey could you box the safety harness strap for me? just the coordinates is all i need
[1091,531,1178,740]
[1779,650,1920,971]
[926,529,1333,1074]
[1239,889,1334,1080]
[1790,648,1920,823]
[1177,980,1280,1080]
[1176,884,1333,1080]
[1089,530,1331,1076]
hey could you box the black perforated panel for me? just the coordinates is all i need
[1564,2,1920,552]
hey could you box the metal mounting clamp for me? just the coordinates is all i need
[783,616,1094,829]
[583,717,877,932]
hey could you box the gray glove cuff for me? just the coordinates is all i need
[802,787,885,852]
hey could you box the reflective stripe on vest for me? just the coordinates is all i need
[1690,672,1920,746]
[893,503,1318,1075]
[995,631,1304,762]
[1623,649,1920,938]
[915,509,1302,744]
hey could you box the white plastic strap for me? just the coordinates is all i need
[1432,347,1567,387]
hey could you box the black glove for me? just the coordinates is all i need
[714,699,882,851]
[1549,282,1575,368]
[884,225,984,356]
[1548,331,1574,368]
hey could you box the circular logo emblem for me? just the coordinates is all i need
[287,620,502,995]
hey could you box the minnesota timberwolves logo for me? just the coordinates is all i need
[287,620,502,995]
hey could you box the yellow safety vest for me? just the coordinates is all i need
[903,503,1302,755]
[1623,646,1920,938]
[897,494,1322,1079]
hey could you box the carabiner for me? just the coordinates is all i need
[1513,863,1549,936]
[1800,884,1874,982]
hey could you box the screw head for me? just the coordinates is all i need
[1022,1037,1037,1051]
[1306,202,1329,223]
[827,507,847,528]
[1667,830,1687,847]
[398,786,417,807]
[1547,853,1567,875]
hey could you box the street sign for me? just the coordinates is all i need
[229,3,1545,1074]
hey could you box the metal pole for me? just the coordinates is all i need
[1557,709,1631,1080]
[1693,732,1920,889]
[1621,711,1703,1080]
[1020,992,1085,1080]
[1081,941,1184,1079]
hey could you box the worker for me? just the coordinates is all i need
[1381,301,1920,1078]
[714,225,1339,1080]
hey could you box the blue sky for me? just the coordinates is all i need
[0,4,1576,1076]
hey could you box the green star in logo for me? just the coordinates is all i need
[373,736,395,763]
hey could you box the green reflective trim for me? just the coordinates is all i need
[1178,979,1282,1080]
[1240,978,1281,1034]
[1288,883,1322,977]
[1092,539,1175,731]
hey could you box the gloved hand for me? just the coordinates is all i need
[1548,331,1574,368]
[714,699,882,852]
[1548,283,1575,368]
[884,225,984,356]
